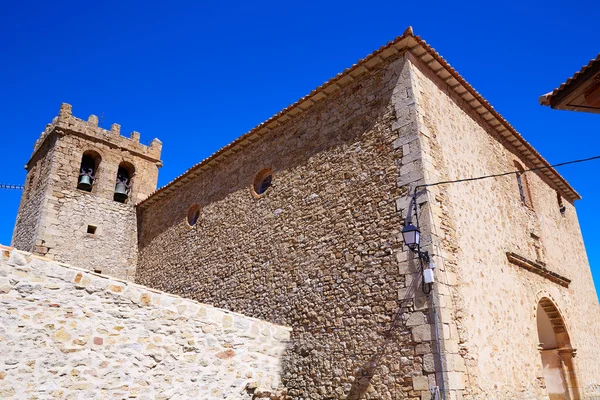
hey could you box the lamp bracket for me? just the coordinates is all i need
[409,248,429,263]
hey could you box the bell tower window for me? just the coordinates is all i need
[78,151,101,192]
[114,161,135,203]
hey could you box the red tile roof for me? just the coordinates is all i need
[539,54,600,107]
[138,27,580,208]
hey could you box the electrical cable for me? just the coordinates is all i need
[407,153,600,293]
[413,155,600,193]
[404,154,600,400]
[0,184,24,190]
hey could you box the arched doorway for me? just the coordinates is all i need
[537,297,580,400]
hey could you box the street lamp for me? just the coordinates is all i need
[402,220,434,287]
[401,223,420,251]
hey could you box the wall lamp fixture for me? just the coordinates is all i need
[402,222,434,281]
[402,188,435,290]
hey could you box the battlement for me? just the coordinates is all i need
[30,103,162,165]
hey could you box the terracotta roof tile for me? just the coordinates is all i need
[539,54,600,106]
[137,27,580,208]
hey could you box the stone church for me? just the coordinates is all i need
[8,28,600,399]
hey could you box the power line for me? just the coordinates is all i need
[415,155,600,192]
[0,183,24,190]
[406,154,600,227]
[405,154,600,400]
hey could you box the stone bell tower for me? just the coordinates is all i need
[12,103,162,279]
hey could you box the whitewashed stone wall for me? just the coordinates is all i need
[0,245,291,399]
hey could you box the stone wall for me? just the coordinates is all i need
[30,103,162,200]
[11,134,57,252]
[136,54,441,399]
[11,104,162,279]
[0,245,290,399]
[135,48,600,399]
[409,55,600,399]
[43,191,139,279]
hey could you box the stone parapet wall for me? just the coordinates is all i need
[0,245,291,399]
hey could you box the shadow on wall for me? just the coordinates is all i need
[135,56,418,398]
[136,56,409,249]
[344,256,427,399]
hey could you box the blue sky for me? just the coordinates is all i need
[1,1,599,296]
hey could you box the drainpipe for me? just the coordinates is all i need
[430,271,446,400]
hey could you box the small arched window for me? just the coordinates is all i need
[114,161,135,203]
[252,168,273,197]
[78,151,102,192]
[557,191,566,216]
[187,204,201,227]
[514,161,532,207]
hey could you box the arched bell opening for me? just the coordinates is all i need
[537,297,580,400]
[114,161,135,203]
[78,150,102,192]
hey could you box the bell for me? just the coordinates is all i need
[114,182,128,202]
[78,175,93,191]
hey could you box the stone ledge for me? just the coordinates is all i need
[0,244,292,337]
[506,252,571,288]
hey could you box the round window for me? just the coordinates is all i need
[253,169,273,196]
[187,204,201,227]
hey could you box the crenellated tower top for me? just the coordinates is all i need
[28,103,162,169]
[13,102,163,279]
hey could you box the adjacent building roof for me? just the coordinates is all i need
[137,27,581,208]
[539,54,600,114]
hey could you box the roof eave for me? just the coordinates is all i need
[540,54,600,110]
[137,28,581,208]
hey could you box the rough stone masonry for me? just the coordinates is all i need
[0,245,291,399]
[12,103,162,279]
[134,32,600,400]
[136,53,426,399]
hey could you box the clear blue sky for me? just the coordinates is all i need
[1,1,598,296]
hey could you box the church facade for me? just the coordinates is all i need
[12,29,600,399]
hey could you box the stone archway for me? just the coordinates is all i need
[537,297,580,400]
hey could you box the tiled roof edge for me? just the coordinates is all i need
[539,54,600,107]
[137,27,580,208]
